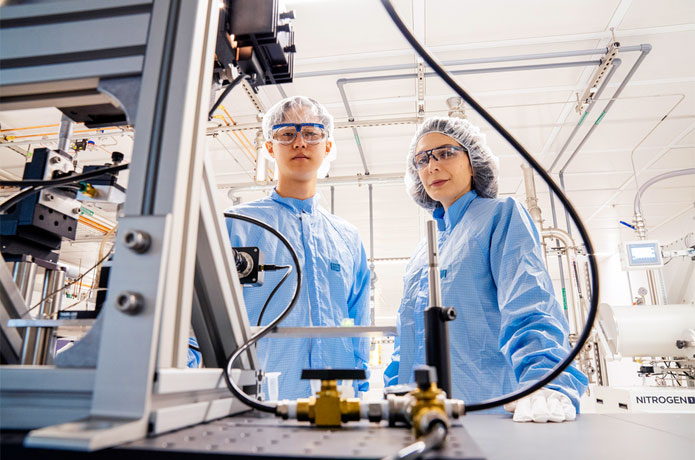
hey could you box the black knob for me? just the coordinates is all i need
[277,23,291,33]
[414,365,437,389]
[283,44,296,53]
[111,151,125,164]
[279,10,295,20]
[301,369,367,380]
[441,307,456,321]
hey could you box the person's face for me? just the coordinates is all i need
[265,107,332,182]
[415,132,473,210]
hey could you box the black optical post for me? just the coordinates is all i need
[424,220,457,397]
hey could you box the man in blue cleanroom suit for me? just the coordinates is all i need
[224,96,370,400]
[384,117,587,422]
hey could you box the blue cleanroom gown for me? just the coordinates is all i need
[383,190,587,412]
[226,190,370,399]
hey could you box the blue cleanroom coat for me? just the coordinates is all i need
[384,190,587,412]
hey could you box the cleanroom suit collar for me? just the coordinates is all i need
[270,188,320,213]
[432,189,478,232]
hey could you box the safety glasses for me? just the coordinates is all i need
[271,123,327,144]
[413,145,467,171]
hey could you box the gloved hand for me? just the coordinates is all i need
[503,388,576,423]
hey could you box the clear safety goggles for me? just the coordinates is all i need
[413,145,467,171]
[271,123,327,144]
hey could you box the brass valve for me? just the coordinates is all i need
[294,369,365,427]
[296,379,361,426]
[409,366,449,438]
[80,183,98,197]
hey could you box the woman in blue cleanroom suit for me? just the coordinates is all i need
[225,96,370,400]
[383,117,587,422]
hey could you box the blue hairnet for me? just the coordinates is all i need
[405,117,499,209]
[261,95,336,177]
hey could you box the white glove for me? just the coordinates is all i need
[503,388,576,423]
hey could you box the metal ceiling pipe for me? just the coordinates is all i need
[521,164,543,227]
[551,44,652,238]
[629,169,695,307]
[207,116,422,134]
[557,44,652,175]
[336,79,371,175]
[295,45,645,79]
[633,168,695,217]
[222,172,404,194]
[547,59,622,173]
[336,59,601,178]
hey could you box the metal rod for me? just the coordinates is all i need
[426,221,442,309]
[646,270,659,305]
[541,228,581,336]
[424,220,454,396]
[548,186,568,318]
[57,114,74,155]
[12,258,37,306]
[559,172,573,238]
[330,185,335,214]
[31,269,65,364]
[368,184,375,325]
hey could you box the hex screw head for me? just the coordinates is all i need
[441,307,457,321]
[116,291,144,315]
[124,230,151,253]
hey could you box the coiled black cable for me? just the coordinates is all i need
[222,212,302,414]
[380,0,599,413]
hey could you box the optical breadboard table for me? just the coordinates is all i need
[2,414,693,459]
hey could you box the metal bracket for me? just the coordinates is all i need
[416,61,426,119]
[576,40,620,115]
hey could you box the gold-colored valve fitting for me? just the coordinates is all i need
[411,382,448,438]
[295,379,361,427]
[81,183,98,198]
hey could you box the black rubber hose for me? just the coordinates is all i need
[208,73,249,121]
[257,265,292,327]
[222,213,302,414]
[0,163,129,214]
[380,0,599,412]
[0,163,128,188]
[381,423,448,460]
